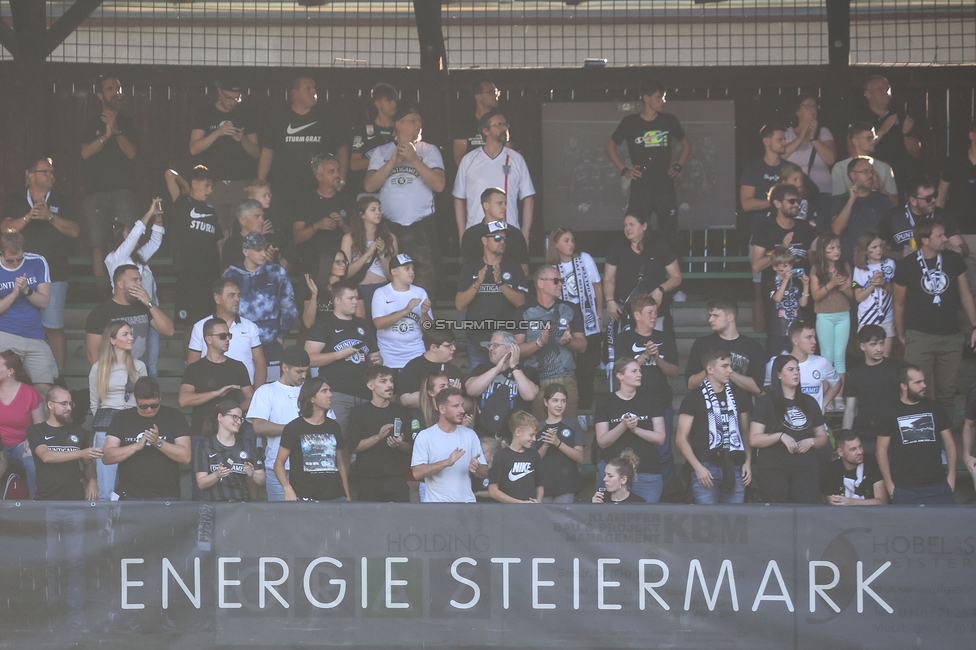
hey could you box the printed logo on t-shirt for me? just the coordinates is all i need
[896,413,937,445]
[609,412,649,425]
[783,406,808,431]
[334,338,367,363]
[561,428,572,438]
[300,433,338,473]
[508,461,534,482]
[920,270,949,296]
[634,131,669,147]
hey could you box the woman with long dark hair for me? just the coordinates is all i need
[750,354,829,503]
[535,383,585,503]
[0,350,43,497]
[194,400,264,501]
[783,93,836,196]
[302,248,359,329]
[341,196,398,319]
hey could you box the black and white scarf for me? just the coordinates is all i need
[701,379,744,453]
[563,255,600,337]
[842,464,866,499]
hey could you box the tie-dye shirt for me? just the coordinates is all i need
[222,263,297,347]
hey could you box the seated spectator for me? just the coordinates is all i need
[460,189,529,275]
[465,331,539,438]
[89,321,146,501]
[222,197,280,271]
[783,94,836,196]
[534,384,585,504]
[595,358,667,503]
[0,350,44,497]
[223,232,297,383]
[809,232,854,411]
[302,249,354,329]
[821,429,887,505]
[410,386,487,503]
[831,122,898,204]
[292,155,354,271]
[371,254,432,370]
[750,355,828,504]
[851,231,896,356]
[763,321,841,413]
[275,377,350,502]
[347,365,414,502]
[590,450,645,505]
[104,199,165,376]
[1,157,80,370]
[842,325,899,450]
[488,410,542,504]
[780,161,831,229]
[194,400,264,502]
[830,156,892,262]
[187,278,267,388]
[398,330,464,409]
[86,264,175,370]
[676,349,752,505]
[472,436,502,502]
[342,196,397,316]
[102,377,192,500]
[751,184,817,280]
[761,247,809,356]
[0,232,55,397]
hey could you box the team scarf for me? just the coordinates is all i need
[701,378,744,453]
[563,254,600,337]
[842,464,867,499]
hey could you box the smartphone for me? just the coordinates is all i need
[393,418,402,438]
[791,268,805,278]
[154,198,163,212]
[598,487,606,493]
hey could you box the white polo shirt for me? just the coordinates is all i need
[453,146,535,230]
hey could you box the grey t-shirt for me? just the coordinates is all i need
[513,299,584,381]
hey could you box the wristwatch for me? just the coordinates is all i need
[155,438,164,448]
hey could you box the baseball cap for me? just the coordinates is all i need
[389,253,414,270]
[280,346,310,368]
[482,220,508,237]
[242,232,269,250]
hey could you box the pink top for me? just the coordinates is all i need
[0,383,42,447]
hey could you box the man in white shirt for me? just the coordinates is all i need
[371,254,433,369]
[246,346,309,501]
[187,277,267,387]
[411,387,487,503]
[453,110,535,246]
[764,320,841,413]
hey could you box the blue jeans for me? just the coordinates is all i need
[690,461,745,504]
[146,327,160,378]
[892,483,954,505]
[541,493,576,504]
[266,468,288,501]
[596,460,663,503]
[5,441,36,498]
[93,431,117,501]
[46,507,86,611]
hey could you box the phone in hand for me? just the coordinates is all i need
[791,268,805,278]
[392,418,402,438]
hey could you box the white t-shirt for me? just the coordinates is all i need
[556,253,601,305]
[764,353,840,410]
[246,380,301,469]
[371,283,431,369]
[188,315,263,383]
[411,423,486,503]
[367,141,444,226]
[453,147,536,230]
[852,260,896,327]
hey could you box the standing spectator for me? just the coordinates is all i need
[193,400,264,502]
[1,158,80,370]
[879,175,967,259]
[590,450,645,505]
[364,105,444,294]
[762,321,842,413]
[0,350,44,497]
[937,120,976,303]
[80,75,138,277]
[893,219,976,418]
[246,346,309,501]
[831,122,899,204]
[165,166,222,352]
[0,232,56,396]
[349,83,398,194]
[739,123,787,225]
[221,198,278,271]
[104,199,165,377]
[371,254,432,370]
[304,282,380,433]
[750,355,828,504]
[851,230,896,355]
[224,232,297,382]
[89,321,146,501]
[855,75,922,193]
[842,325,900,450]
[293,155,354,271]
[187,278,267,388]
[460,189,530,275]
[821,430,887,505]
[410,387,487,503]
[594,358,667,503]
[346,365,413,502]
[877,364,956,505]
[465,332,540,439]
[301,249,354,330]
[548,227,603,409]
[534,384,585,504]
[453,76,504,166]
[832,158,900,263]
[189,76,260,234]
[453,110,535,245]
[605,78,691,247]
[275,377,349,502]
[761,247,809,356]
[514,266,587,421]
[782,94,836,196]
[456,224,530,368]
[751,184,817,278]
[86,264,175,368]
[809,232,854,410]
[242,179,292,269]
[961,378,976,483]
[341,196,397,314]
[779,162,831,230]
[675,349,752,505]
[102,377,192,500]
[488,410,543,504]
[397,330,464,410]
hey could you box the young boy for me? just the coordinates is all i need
[842,324,900,452]
[488,410,543,504]
[762,246,810,356]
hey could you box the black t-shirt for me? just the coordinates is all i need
[854,108,921,186]
[830,191,892,262]
[397,356,464,396]
[941,153,976,234]
[844,358,900,441]
[457,258,530,346]
[820,455,883,499]
[685,333,766,409]
[739,159,781,213]
[893,249,967,335]
[452,112,486,155]
[751,393,824,467]
[346,402,413,479]
[193,434,262,501]
[279,417,347,501]
[27,423,88,500]
[180,357,251,436]
[594,392,663,474]
[82,113,137,192]
[2,190,76,282]
[260,105,345,196]
[293,190,354,268]
[488,446,542,501]
[601,491,646,505]
[878,205,960,254]
[533,419,585,497]
[880,398,950,490]
[170,194,221,279]
[610,112,686,182]
[307,313,376,399]
[107,407,189,499]
[605,238,676,306]
[751,216,816,277]
[678,387,747,467]
[461,224,530,268]
[349,121,396,195]
[614,327,678,412]
[85,300,152,363]
[471,364,540,437]
[191,102,258,180]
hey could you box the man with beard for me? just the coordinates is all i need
[878,175,967,259]
[821,429,887,505]
[752,183,817,279]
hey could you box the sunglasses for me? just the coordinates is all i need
[491,234,507,242]
[136,402,161,410]
[209,332,233,341]
[915,192,938,202]
[543,278,564,284]
[784,198,800,205]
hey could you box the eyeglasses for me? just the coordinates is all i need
[489,122,509,130]
[853,168,874,175]
[208,332,233,341]
[136,402,161,410]
[50,400,74,408]
[486,342,505,349]
[479,88,501,98]
[915,192,938,202]
[333,259,348,265]
[491,234,507,242]
[223,414,244,423]
[543,277,564,284]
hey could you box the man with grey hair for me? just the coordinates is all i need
[222,199,279,271]
[464,330,540,438]
[293,154,353,270]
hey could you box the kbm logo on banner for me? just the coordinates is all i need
[1,503,973,648]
